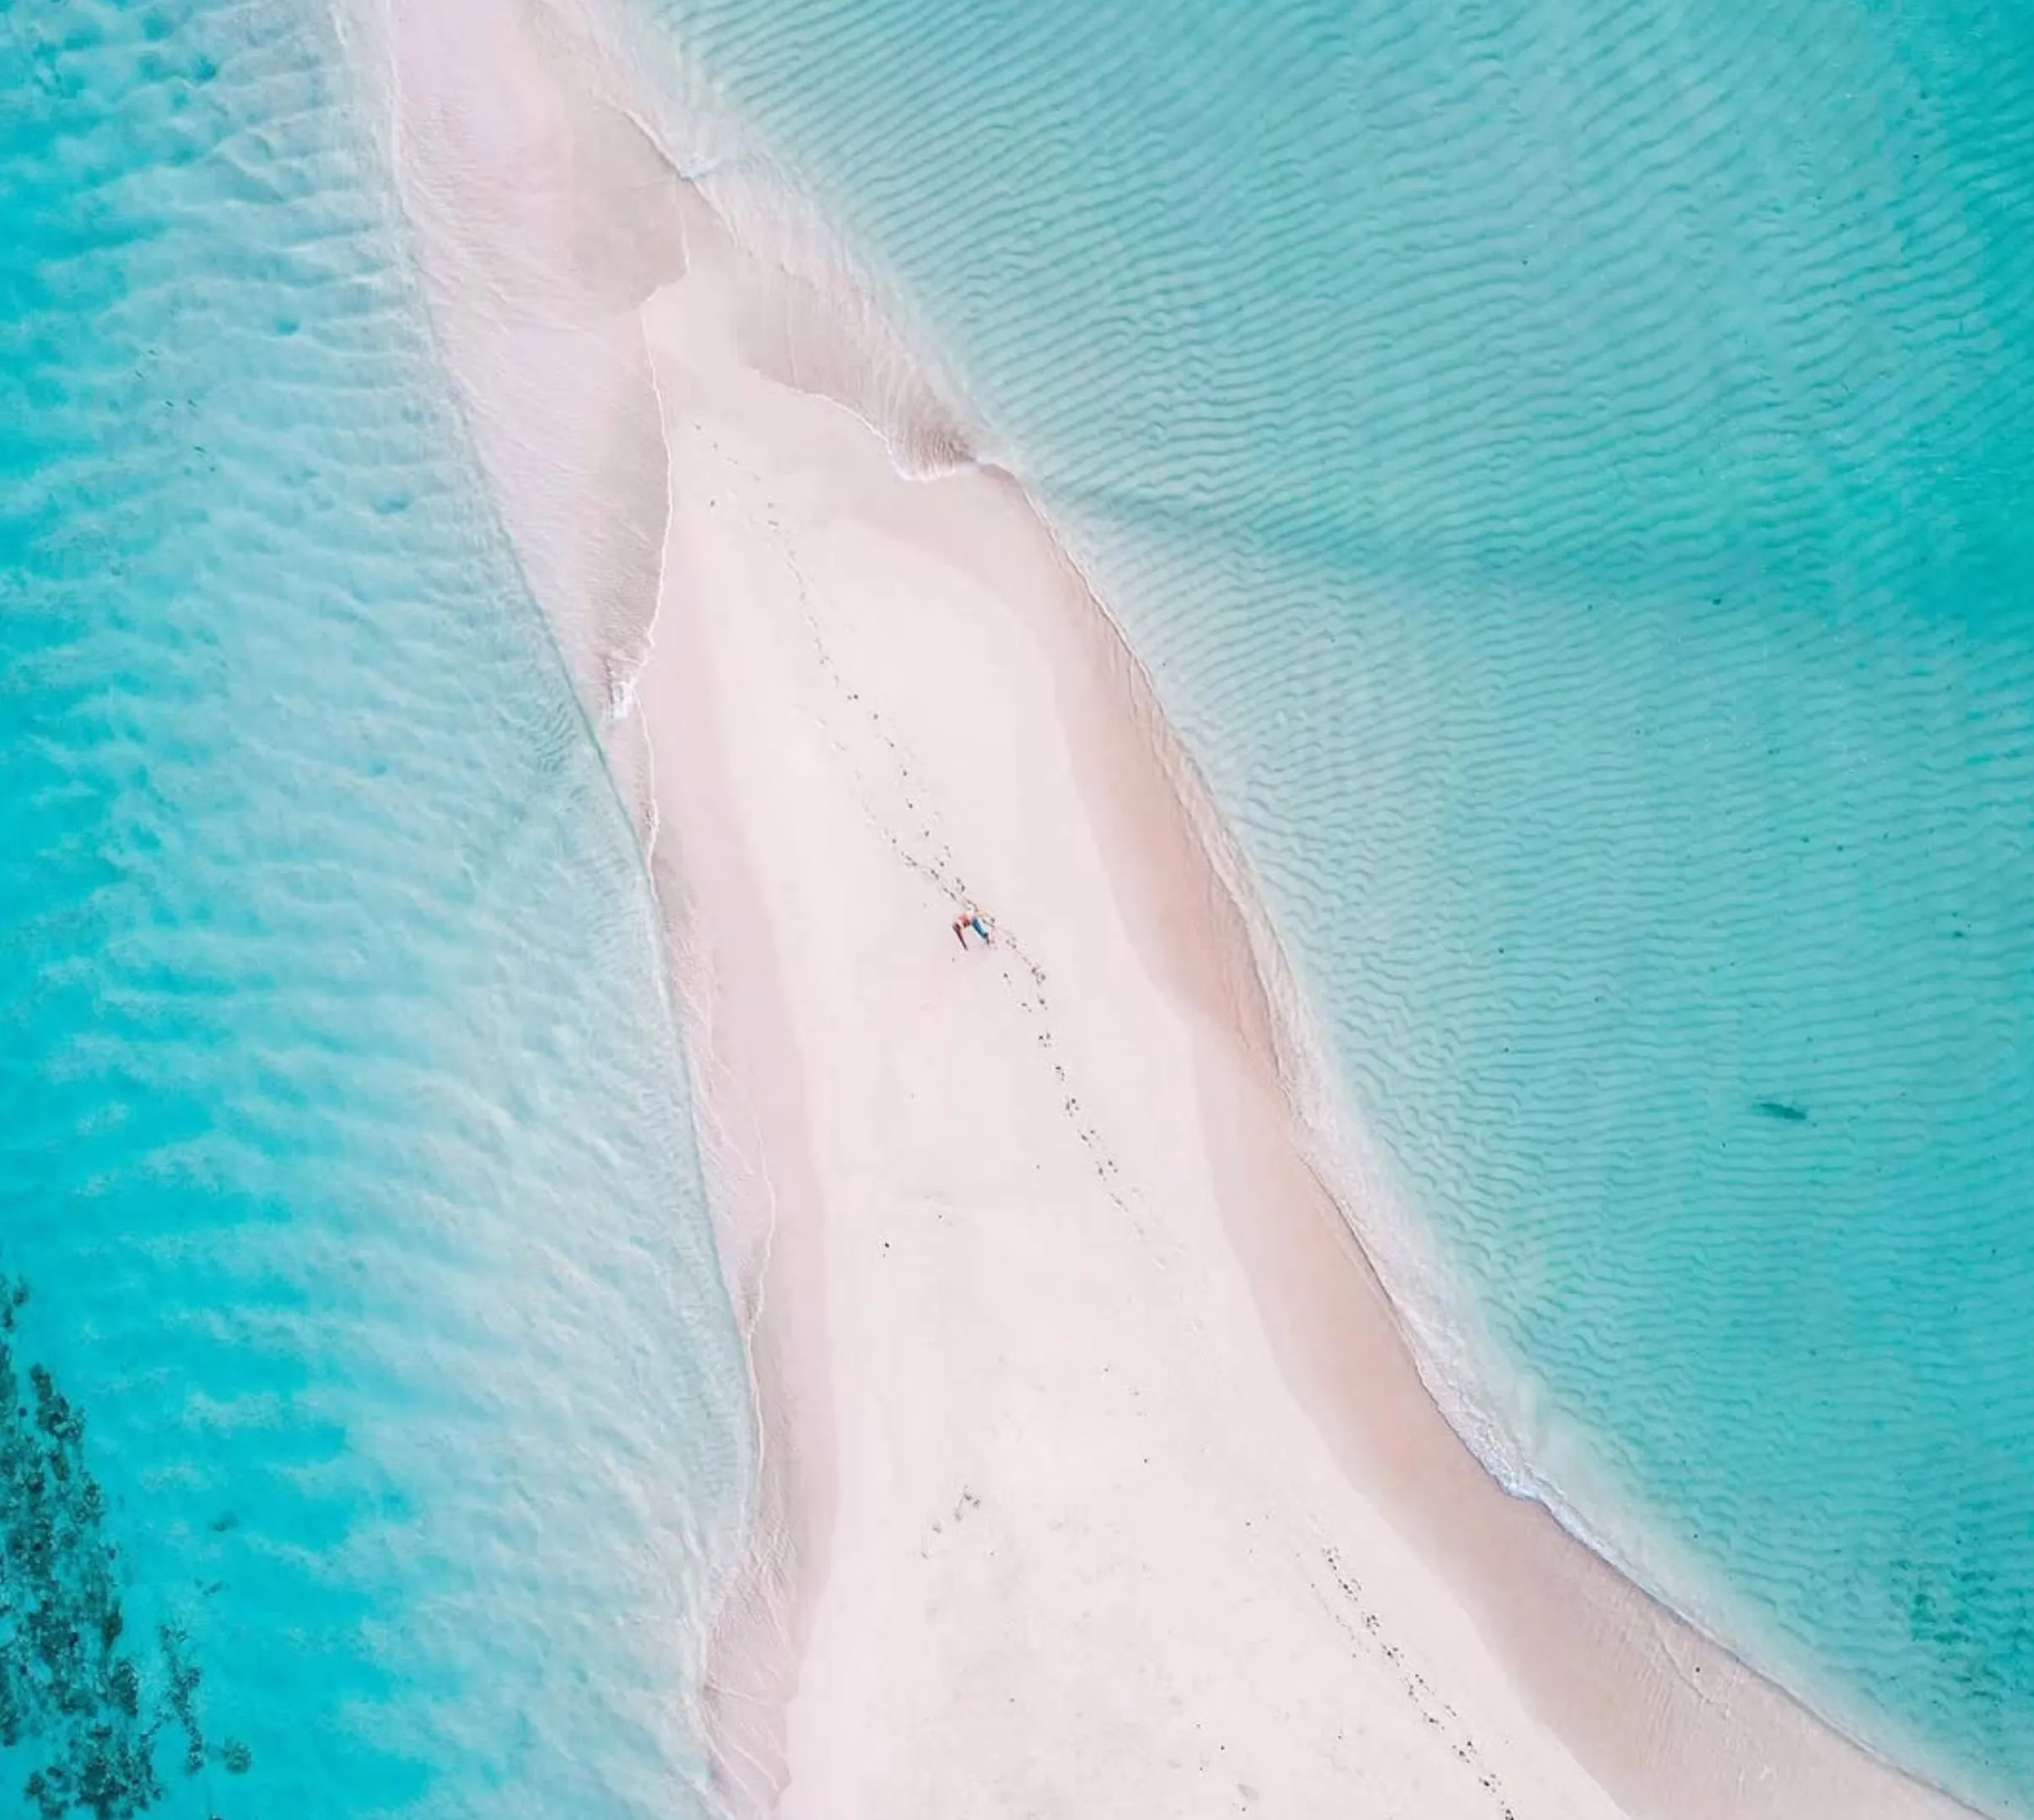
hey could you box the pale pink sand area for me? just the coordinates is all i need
[360,1,1981,1813]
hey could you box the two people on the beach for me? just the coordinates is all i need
[952,905,994,950]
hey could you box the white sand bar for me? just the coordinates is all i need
[638,204,1983,1820]
[638,209,1626,1819]
[362,0,1986,1812]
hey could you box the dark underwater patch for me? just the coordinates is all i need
[0,1276,250,1817]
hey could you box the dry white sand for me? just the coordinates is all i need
[357,1,1988,1814]
[638,204,1631,1820]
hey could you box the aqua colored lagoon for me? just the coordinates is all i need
[1,3,747,1814]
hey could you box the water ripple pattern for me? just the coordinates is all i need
[1,3,747,1815]
[634,0,2034,1807]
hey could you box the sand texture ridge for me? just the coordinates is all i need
[355,0,1988,1813]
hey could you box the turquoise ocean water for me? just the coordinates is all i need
[2,3,748,1816]
[631,0,2034,1808]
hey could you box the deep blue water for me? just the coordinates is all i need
[630,0,2034,1807]
[1,3,748,1815]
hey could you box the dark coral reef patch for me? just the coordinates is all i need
[0,1276,249,1817]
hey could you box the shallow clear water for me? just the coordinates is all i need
[1,3,747,1815]
[637,0,2034,1806]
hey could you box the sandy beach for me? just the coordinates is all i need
[361,1,1988,1813]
